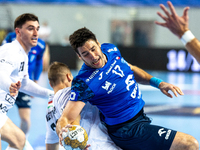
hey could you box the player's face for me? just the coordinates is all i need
[16,21,39,52]
[77,39,107,69]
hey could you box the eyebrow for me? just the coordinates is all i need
[81,46,95,55]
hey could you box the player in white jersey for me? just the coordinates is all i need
[0,13,53,150]
[46,61,121,150]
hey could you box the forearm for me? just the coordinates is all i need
[20,79,53,98]
[129,64,153,84]
[56,114,81,136]
[185,38,200,64]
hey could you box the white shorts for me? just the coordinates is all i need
[0,112,8,129]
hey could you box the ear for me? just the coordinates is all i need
[15,28,20,36]
[66,73,73,82]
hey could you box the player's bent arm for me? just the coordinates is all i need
[0,64,14,92]
[56,101,85,135]
[46,143,59,150]
[20,78,53,98]
[128,63,153,85]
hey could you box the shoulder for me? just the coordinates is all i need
[101,43,120,54]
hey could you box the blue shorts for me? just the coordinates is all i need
[105,109,177,150]
[15,92,31,108]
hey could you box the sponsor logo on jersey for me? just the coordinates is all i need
[102,81,116,94]
[31,50,37,54]
[107,47,117,53]
[0,59,13,66]
[158,128,171,140]
[46,106,57,121]
[106,60,117,75]
[158,128,166,137]
[99,72,103,80]
[86,69,99,82]
[165,130,171,140]
[0,103,8,113]
[5,94,15,106]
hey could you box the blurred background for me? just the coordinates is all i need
[1,0,200,149]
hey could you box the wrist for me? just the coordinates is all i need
[180,30,195,46]
[150,77,163,89]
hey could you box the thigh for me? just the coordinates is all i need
[15,92,31,109]
[1,117,25,146]
[170,131,198,150]
[108,116,176,150]
[18,108,31,121]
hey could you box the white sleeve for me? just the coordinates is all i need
[19,78,54,98]
[0,60,14,92]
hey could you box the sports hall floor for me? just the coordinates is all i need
[2,70,200,150]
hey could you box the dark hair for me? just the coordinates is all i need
[14,13,39,29]
[69,27,97,54]
[48,61,71,87]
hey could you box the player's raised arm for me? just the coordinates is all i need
[155,1,200,64]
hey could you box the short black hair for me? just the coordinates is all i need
[14,13,39,29]
[69,27,98,54]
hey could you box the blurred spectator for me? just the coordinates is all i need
[39,21,51,43]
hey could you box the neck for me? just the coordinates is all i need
[16,38,30,54]
[53,84,69,94]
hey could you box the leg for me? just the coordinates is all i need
[15,92,31,136]
[18,108,31,135]
[170,131,199,150]
[1,118,26,150]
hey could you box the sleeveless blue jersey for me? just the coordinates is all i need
[70,43,145,125]
[2,32,46,81]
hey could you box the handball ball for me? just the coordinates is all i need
[62,125,88,150]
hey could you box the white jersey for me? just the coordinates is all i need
[0,40,53,129]
[45,87,122,150]
[0,40,29,114]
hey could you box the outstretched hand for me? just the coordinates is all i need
[9,81,21,97]
[155,1,190,38]
[159,82,184,98]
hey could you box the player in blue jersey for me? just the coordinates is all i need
[2,32,46,138]
[56,27,199,150]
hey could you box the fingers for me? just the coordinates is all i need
[160,82,184,98]
[16,81,21,88]
[173,86,184,96]
[59,124,73,145]
[9,82,20,97]
[183,7,190,18]
[84,144,91,150]
[167,1,177,17]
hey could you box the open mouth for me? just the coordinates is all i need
[32,38,38,41]
[93,57,100,65]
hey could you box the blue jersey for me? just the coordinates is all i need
[70,43,145,125]
[2,32,46,81]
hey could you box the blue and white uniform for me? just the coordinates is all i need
[45,87,121,150]
[70,43,144,125]
[2,32,46,108]
[69,43,177,150]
